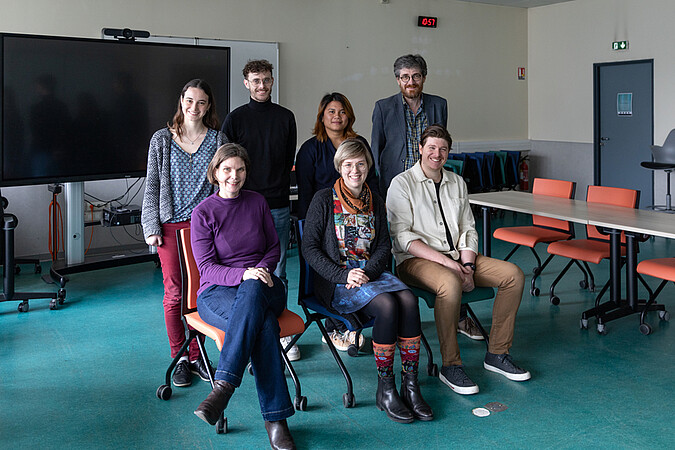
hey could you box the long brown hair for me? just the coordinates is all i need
[312,92,358,143]
[168,79,219,140]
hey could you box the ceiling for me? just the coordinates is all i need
[456,0,574,8]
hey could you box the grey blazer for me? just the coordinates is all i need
[371,92,448,194]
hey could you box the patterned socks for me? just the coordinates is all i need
[372,335,421,377]
[372,341,396,378]
[398,335,421,375]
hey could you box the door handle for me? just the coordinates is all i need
[600,136,610,146]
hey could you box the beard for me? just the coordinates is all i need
[400,84,422,100]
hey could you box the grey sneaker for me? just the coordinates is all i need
[484,352,531,381]
[439,364,479,395]
[280,336,301,361]
[457,317,485,340]
[172,359,192,387]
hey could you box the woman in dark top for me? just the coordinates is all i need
[295,92,378,350]
[141,79,227,388]
[302,138,432,424]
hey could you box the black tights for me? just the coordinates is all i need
[360,289,421,345]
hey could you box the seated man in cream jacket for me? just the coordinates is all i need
[386,124,530,396]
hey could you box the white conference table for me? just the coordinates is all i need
[468,191,675,331]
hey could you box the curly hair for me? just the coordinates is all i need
[242,59,274,79]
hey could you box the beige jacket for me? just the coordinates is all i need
[386,161,479,265]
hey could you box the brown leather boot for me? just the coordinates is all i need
[400,371,434,421]
[264,419,296,450]
[376,374,414,423]
[194,380,234,425]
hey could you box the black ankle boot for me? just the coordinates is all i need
[400,371,434,421]
[194,380,235,425]
[264,419,296,450]
[376,374,414,423]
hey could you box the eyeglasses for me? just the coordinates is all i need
[397,73,423,83]
[248,77,273,86]
[342,162,368,172]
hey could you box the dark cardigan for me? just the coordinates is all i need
[301,186,392,328]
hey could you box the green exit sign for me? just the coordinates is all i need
[612,40,629,50]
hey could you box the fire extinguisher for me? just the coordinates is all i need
[519,157,529,191]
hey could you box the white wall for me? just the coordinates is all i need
[1,0,528,258]
[528,0,675,199]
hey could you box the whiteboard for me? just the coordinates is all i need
[103,33,279,113]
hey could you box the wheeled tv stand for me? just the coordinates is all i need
[47,181,158,300]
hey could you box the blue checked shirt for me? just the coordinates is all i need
[403,95,428,170]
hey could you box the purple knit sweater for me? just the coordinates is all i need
[191,190,280,295]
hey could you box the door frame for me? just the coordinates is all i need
[593,59,654,189]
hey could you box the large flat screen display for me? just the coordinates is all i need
[0,33,230,186]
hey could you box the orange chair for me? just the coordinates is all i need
[156,228,307,434]
[635,258,673,334]
[493,178,576,296]
[546,185,639,306]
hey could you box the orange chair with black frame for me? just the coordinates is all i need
[546,185,639,308]
[635,258,673,335]
[156,228,307,434]
[493,178,577,297]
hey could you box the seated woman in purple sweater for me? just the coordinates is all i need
[190,143,295,449]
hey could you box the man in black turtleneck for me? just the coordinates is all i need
[221,59,300,360]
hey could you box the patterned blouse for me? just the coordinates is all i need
[332,188,375,270]
[168,129,218,223]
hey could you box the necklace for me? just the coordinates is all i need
[183,127,206,145]
[340,183,371,214]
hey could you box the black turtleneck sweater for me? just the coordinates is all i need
[221,98,297,209]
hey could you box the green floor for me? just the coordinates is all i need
[1,213,674,449]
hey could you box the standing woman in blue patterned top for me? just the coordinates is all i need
[141,79,228,388]
[301,138,433,424]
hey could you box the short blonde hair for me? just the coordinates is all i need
[207,143,250,186]
[333,138,373,172]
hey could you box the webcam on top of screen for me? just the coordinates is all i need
[101,28,150,41]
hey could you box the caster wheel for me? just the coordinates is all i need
[659,310,670,322]
[216,417,227,434]
[580,318,588,329]
[532,267,542,276]
[247,362,253,376]
[58,289,66,304]
[18,301,29,313]
[49,299,58,310]
[14,266,21,275]
[579,280,588,289]
[589,284,596,293]
[156,384,172,400]
[347,344,359,357]
[35,264,42,274]
[530,287,540,296]
[294,396,308,411]
[550,296,560,306]
[343,393,355,408]
[427,363,439,377]
[639,323,652,335]
[597,324,607,335]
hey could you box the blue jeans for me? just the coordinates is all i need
[270,206,290,294]
[196,278,294,422]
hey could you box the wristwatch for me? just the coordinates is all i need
[462,262,476,271]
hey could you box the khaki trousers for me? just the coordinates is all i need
[397,254,524,366]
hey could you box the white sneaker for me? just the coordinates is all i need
[322,330,365,352]
[280,336,301,361]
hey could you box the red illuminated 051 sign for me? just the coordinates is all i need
[418,16,438,28]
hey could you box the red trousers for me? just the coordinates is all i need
[157,221,202,360]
